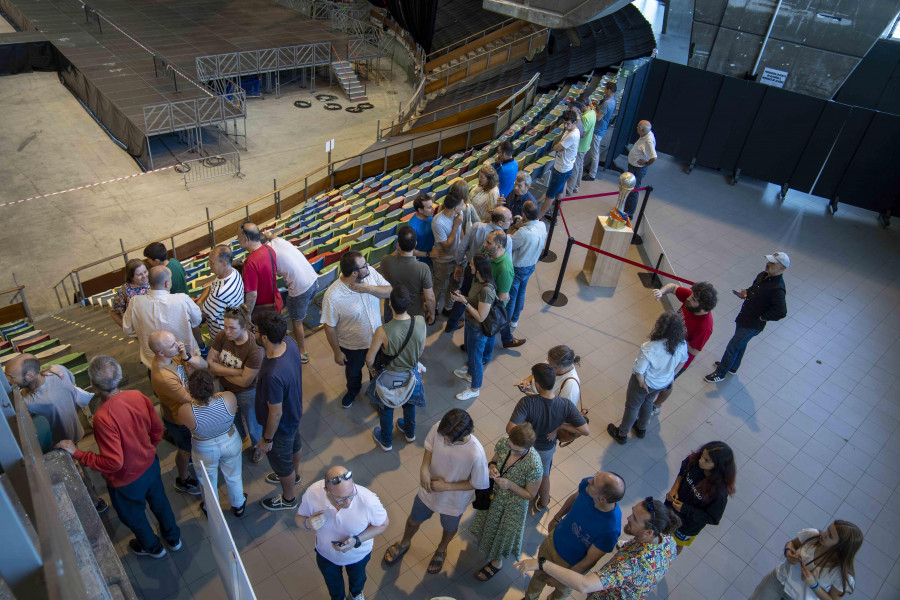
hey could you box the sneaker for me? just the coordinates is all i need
[632,425,646,439]
[453,368,472,382]
[261,495,298,512]
[94,499,109,514]
[265,472,302,486]
[251,446,264,463]
[396,418,415,442]
[607,423,627,445]
[582,175,596,181]
[704,372,725,383]
[502,337,526,349]
[373,427,393,451]
[128,539,166,559]
[455,388,480,401]
[341,392,356,409]
[441,308,452,317]
[714,361,737,374]
[650,405,661,417]
[174,477,201,496]
[167,538,182,551]
[444,322,462,334]
[459,343,467,352]
[301,353,310,364]
[509,321,518,330]
[350,593,365,600]
[232,493,249,517]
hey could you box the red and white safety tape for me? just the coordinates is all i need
[0,165,177,209]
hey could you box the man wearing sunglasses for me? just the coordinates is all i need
[296,467,388,600]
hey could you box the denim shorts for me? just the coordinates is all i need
[409,494,462,532]
[536,446,555,477]
[286,280,319,322]
[163,419,193,452]
[267,427,302,477]
[546,167,573,199]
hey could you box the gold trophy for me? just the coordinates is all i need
[606,171,635,229]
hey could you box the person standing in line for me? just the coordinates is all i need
[506,172,537,219]
[264,231,319,364]
[382,409,489,575]
[705,252,789,383]
[295,466,389,600]
[493,140,519,201]
[566,99,595,195]
[407,192,436,270]
[608,312,687,445]
[750,521,862,600]
[482,229,524,351]
[508,363,590,512]
[623,120,657,216]
[56,356,182,559]
[255,312,304,511]
[378,225,435,324]
[178,370,246,517]
[237,223,283,319]
[430,183,468,315]
[109,259,149,327]
[515,345,582,408]
[584,82,617,181]
[665,441,736,554]
[499,200,546,343]
[651,281,717,415]
[207,306,264,463]
[469,164,501,221]
[523,472,625,600]
[148,330,208,495]
[450,255,497,401]
[366,287,427,451]
[514,498,681,600]
[537,109,581,221]
[470,422,542,581]
[143,242,189,295]
[198,245,245,340]
[321,252,392,409]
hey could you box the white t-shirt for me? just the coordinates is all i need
[554,128,581,173]
[776,529,854,599]
[633,339,688,389]
[320,273,389,350]
[297,481,388,566]
[628,131,657,167]
[267,237,317,297]
[417,422,490,517]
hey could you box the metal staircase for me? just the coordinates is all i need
[331,59,367,102]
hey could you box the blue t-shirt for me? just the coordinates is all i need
[255,336,303,435]
[595,97,616,135]
[407,214,434,267]
[494,159,519,200]
[553,477,622,565]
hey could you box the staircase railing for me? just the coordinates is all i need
[0,279,32,322]
[330,44,357,98]
[345,38,367,98]
[427,17,518,61]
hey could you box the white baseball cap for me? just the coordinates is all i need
[765,252,790,268]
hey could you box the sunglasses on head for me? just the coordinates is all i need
[327,471,352,486]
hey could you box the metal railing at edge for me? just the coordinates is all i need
[427,17,518,61]
[427,27,549,85]
[1,277,32,321]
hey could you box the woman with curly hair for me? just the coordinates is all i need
[469,164,500,221]
[665,441,736,553]
[109,258,149,327]
[608,312,687,444]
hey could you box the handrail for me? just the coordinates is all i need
[343,39,366,98]
[428,28,549,78]
[496,72,541,112]
[427,17,518,60]
[1,275,32,320]
[0,285,25,297]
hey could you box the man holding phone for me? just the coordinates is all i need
[296,466,389,600]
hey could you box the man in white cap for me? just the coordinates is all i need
[704,252,789,382]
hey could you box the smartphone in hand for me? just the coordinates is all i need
[732,290,742,298]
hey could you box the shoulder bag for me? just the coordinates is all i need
[373,318,415,372]
[479,285,510,337]
[555,377,589,448]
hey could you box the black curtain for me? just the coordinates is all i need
[382,0,439,53]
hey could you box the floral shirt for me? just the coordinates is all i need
[111,283,149,315]
[588,535,676,600]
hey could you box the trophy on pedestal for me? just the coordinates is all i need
[606,171,635,229]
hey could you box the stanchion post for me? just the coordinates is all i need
[541,236,573,307]
[539,199,560,263]
[631,186,653,245]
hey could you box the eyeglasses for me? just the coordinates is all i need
[327,471,353,486]
[350,262,369,273]
[328,484,358,504]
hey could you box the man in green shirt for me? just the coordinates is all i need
[144,242,189,295]
[484,230,525,351]
[567,99,596,195]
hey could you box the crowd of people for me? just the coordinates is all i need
[5,118,863,600]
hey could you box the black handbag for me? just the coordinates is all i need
[471,453,511,510]
[373,318,415,372]
[479,287,510,337]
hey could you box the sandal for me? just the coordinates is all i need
[475,562,502,581]
[383,542,410,565]
[426,550,447,574]
[533,497,548,513]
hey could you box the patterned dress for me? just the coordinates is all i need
[470,437,542,561]
[589,535,676,600]
[111,283,149,315]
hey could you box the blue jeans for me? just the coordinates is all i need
[108,456,180,553]
[378,403,416,446]
[445,266,473,332]
[340,347,369,399]
[192,428,244,507]
[715,326,761,376]
[464,320,491,389]
[315,549,371,600]
[500,265,536,343]
[233,388,262,444]
[625,163,648,216]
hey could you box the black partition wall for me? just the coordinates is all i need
[633,59,900,214]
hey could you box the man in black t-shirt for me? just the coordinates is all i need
[508,363,590,512]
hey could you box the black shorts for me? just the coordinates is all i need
[266,427,302,477]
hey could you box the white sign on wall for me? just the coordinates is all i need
[760,67,789,88]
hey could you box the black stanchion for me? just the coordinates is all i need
[542,236,574,307]
[630,186,653,245]
[539,199,560,263]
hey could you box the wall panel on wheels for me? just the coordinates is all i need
[696,77,765,173]
[812,107,874,201]
[834,112,900,213]
[788,102,850,194]
[651,63,722,161]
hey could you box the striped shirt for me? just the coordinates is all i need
[202,269,245,337]
[190,395,236,440]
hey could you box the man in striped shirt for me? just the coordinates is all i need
[199,245,245,338]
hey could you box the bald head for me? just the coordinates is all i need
[4,353,41,389]
[148,265,171,290]
[148,330,176,355]
[589,471,626,505]
[637,120,652,135]
[491,206,512,228]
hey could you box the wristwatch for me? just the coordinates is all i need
[538,556,547,571]
[353,535,362,548]
[263,437,273,444]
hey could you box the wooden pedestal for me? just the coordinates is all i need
[581,216,633,287]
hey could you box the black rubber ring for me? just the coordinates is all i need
[294,100,312,108]
[346,106,363,113]
[316,94,338,102]
[324,103,342,110]
[357,102,374,110]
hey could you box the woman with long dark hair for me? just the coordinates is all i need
[451,254,497,401]
[750,520,863,600]
[109,258,149,327]
[665,441,736,553]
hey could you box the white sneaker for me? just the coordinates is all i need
[651,405,661,416]
[350,594,365,600]
[510,321,518,330]
[455,388,480,401]
[453,368,472,382]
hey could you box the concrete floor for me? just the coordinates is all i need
[0,59,413,315]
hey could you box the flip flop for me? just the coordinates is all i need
[475,562,502,581]
[427,550,447,574]
[383,542,410,565]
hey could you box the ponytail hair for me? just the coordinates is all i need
[547,345,580,369]
[643,497,682,537]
